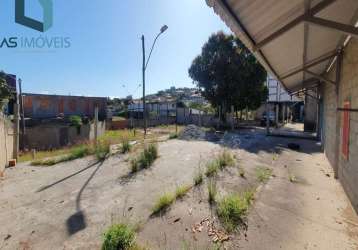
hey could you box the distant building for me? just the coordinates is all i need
[22,93,107,120]
[128,100,177,118]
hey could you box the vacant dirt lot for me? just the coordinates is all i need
[1,128,357,250]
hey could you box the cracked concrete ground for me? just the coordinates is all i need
[0,128,357,250]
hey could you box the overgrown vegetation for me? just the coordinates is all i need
[217,191,254,232]
[207,179,217,204]
[151,192,176,214]
[31,141,109,166]
[130,144,158,173]
[256,167,273,183]
[102,223,135,250]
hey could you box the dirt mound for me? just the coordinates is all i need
[179,125,207,140]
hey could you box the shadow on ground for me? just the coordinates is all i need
[178,126,322,155]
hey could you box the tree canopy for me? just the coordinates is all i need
[188,32,267,116]
[0,71,12,109]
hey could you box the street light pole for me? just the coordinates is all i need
[141,35,147,135]
[141,25,168,136]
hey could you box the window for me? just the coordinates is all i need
[342,101,350,160]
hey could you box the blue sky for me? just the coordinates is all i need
[0,0,230,98]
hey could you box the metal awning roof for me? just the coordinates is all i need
[206,0,358,92]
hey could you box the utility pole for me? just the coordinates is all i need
[140,25,168,136]
[18,79,25,149]
[142,35,147,136]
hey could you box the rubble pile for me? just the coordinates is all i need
[179,125,206,140]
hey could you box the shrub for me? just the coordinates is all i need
[205,160,219,177]
[207,179,217,204]
[151,193,175,214]
[175,184,191,199]
[256,167,272,183]
[102,223,135,250]
[217,150,235,169]
[69,115,82,128]
[217,192,254,232]
[193,171,203,186]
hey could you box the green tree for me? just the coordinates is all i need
[0,72,12,110]
[188,32,267,120]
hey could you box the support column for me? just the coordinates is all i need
[333,50,343,179]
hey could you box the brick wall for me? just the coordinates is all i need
[322,38,358,211]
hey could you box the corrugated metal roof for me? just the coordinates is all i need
[206,0,358,92]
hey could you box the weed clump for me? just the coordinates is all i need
[207,179,217,204]
[130,144,158,173]
[175,184,192,199]
[256,167,272,183]
[121,139,131,153]
[217,150,235,169]
[193,171,203,186]
[102,223,135,250]
[169,133,178,139]
[217,191,254,232]
[239,168,245,178]
[205,161,220,177]
[95,141,110,160]
[151,193,175,214]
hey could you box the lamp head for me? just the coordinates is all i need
[160,25,168,33]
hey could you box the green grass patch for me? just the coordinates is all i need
[207,179,217,204]
[130,144,158,173]
[256,167,273,183]
[175,184,192,199]
[151,192,176,214]
[217,191,254,232]
[102,223,135,250]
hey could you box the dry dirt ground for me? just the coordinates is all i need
[0,128,357,250]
